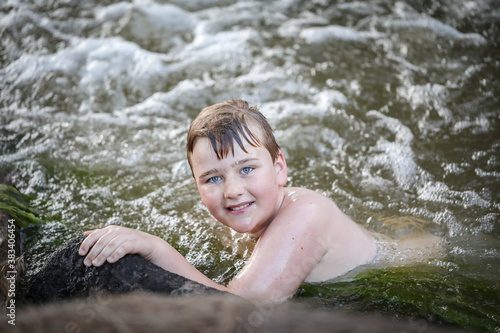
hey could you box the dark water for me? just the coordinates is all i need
[1,0,499,331]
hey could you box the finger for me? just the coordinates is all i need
[79,228,106,256]
[82,230,122,266]
[90,236,129,267]
[105,242,130,263]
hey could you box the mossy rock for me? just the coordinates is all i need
[296,265,500,332]
[0,184,43,228]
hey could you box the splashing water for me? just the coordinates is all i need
[1,0,499,331]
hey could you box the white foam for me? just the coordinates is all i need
[98,2,197,52]
[370,140,418,190]
[97,2,197,32]
[136,78,216,115]
[417,181,490,209]
[277,13,329,38]
[166,0,233,11]
[173,28,262,74]
[300,25,366,44]
[0,141,53,165]
[336,1,386,16]
[366,110,414,144]
[261,100,331,124]
[116,147,146,167]
[452,116,490,135]
[78,38,168,83]
[193,2,264,35]
[171,160,192,181]
[314,90,348,109]
[385,14,487,46]
[276,123,345,158]
[397,83,453,131]
[4,36,171,113]
[360,176,395,194]
[365,111,418,190]
[232,62,310,103]
[95,2,130,21]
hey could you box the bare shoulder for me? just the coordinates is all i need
[259,187,339,243]
[284,186,328,201]
[276,187,377,282]
[278,187,343,223]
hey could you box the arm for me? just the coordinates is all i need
[227,194,330,301]
[78,226,228,292]
[79,193,332,300]
[225,189,374,301]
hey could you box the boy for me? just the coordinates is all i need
[79,99,376,301]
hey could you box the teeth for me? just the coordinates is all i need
[229,203,251,211]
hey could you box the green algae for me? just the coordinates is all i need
[296,265,500,332]
[0,184,43,228]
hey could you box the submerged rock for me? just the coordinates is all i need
[26,236,225,304]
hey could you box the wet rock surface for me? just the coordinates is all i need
[26,236,225,304]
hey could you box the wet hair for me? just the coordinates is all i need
[186,99,280,171]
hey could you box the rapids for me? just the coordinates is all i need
[1,0,499,330]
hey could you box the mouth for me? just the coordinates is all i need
[226,202,253,212]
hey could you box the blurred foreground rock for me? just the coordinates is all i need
[4,293,468,333]
[26,236,224,303]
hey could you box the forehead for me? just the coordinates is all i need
[190,135,266,161]
[192,120,266,154]
[189,134,272,175]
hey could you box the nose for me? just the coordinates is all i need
[223,176,244,199]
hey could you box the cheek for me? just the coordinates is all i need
[250,174,277,199]
[198,188,219,208]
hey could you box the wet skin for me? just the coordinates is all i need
[80,128,376,300]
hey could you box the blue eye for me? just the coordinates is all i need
[207,176,221,183]
[241,167,253,174]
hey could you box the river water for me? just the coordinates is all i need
[1,0,499,330]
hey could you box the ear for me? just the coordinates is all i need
[274,150,288,186]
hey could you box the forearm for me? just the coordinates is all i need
[148,235,229,293]
[79,226,229,293]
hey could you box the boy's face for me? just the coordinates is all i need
[190,127,287,237]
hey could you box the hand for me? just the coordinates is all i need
[78,225,157,267]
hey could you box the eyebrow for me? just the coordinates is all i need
[198,158,259,180]
[199,168,218,180]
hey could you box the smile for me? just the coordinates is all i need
[227,202,253,211]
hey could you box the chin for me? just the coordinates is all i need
[231,225,254,234]
[228,221,257,234]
